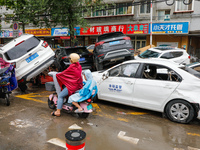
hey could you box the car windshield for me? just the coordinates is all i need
[186,62,199,67]
[98,32,124,42]
[181,66,200,78]
[5,36,40,60]
[139,50,161,58]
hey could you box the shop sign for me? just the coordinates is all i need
[150,22,189,34]
[25,28,51,36]
[127,24,148,34]
[80,25,127,35]
[0,30,23,37]
[51,27,80,36]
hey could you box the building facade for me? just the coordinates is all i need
[1,0,200,59]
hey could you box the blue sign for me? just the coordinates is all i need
[149,22,189,34]
[51,27,80,36]
[108,84,122,92]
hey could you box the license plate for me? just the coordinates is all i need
[80,57,85,61]
[87,104,92,110]
[109,41,120,45]
[26,53,39,63]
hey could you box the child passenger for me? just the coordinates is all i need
[68,69,98,113]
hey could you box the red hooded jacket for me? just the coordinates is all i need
[56,62,83,96]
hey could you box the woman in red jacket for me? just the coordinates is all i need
[51,53,83,117]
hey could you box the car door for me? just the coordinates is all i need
[132,64,181,111]
[98,63,140,105]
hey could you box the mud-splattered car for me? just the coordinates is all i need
[92,59,200,124]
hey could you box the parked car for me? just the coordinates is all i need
[54,46,94,71]
[92,59,200,124]
[86,44,95,53]
[93,32,134,71]
[135,46,190,65]
[0,34,55,91]
[187,62,200,72]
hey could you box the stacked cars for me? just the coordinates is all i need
[93,32,134,70]
[0,34,55,91]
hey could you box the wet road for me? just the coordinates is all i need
[0,85,200,150]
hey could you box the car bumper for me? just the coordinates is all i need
[22,56,55,81]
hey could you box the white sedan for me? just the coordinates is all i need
[92,59,200,124]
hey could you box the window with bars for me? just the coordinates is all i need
[175,0,194,11]
[140,3,150,14]
[88,2,134,17]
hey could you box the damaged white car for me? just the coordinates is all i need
[92,59,200,124]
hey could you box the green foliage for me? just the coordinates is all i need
[1,0,107,46]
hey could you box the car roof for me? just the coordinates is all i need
[1,34,34,52]
[122,58,184,68]
[148,47,185,53]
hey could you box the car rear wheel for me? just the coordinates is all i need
[166,100,194,124]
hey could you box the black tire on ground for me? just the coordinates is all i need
[5,94,10,106]
[48,98,56,109]
[165,100,195,124]
[18,82,27,92]
[78,113,90,118]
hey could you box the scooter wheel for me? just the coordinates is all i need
[48,98,56,109]
[78,113,89,118]
[5,94,10,106]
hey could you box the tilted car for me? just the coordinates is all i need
[93,32,134,71]
[135,46,190,65]
[0,34,55,91]
[54,46,94,71]
[92,59,200,124]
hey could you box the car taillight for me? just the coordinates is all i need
[11,62,16,68]
[129,48,134,50]
[62,56,68,59]
[95,41,105,47]
[98,54,104,57]
[15,40,24,47]
[42,41,49,48]
[123,37,131,40]
[18,79,24,83]
[188,56,191,59]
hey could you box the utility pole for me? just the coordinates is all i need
[150,0,153,48]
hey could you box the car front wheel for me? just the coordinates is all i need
[166,100,195,124]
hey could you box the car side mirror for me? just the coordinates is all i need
[102,71,109,80]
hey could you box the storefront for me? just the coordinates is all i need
[0,29,23,44]
[146,22,189,50]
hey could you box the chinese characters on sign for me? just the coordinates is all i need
[108,84,122,92]
[80,25,127,35]
[25,28,51,36]
[127,24,149,34]
[150,22,189,34]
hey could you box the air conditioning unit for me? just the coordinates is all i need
[164,14,170,21]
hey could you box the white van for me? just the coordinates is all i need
[0,34,55,91]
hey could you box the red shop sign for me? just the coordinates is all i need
[80,25,127,35]
[127,24,149,34]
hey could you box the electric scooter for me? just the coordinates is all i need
[46,72,94,118]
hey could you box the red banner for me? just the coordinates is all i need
[80,25,127,35]
[127,24,149,34]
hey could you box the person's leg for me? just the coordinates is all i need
[72,102,83,112]
[51,87,68,116]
